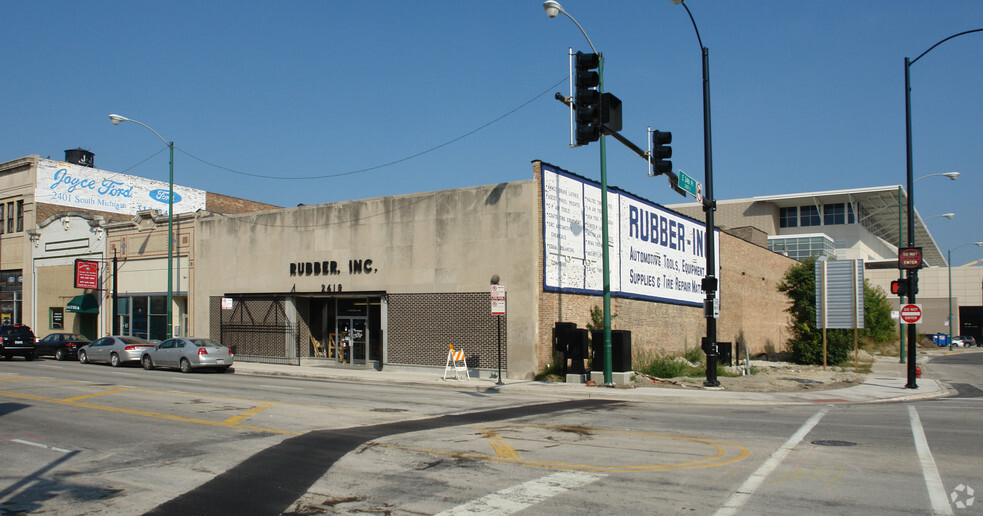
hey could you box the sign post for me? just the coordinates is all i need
[491,283,506,385]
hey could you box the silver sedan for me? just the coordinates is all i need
[78,336,156,367]
[141,338,234,373]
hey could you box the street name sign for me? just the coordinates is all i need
[678,170,699,198]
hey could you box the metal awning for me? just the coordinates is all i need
[67,293,99,314]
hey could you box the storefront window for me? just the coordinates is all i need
[119,295,170,342]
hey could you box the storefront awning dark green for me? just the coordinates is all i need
[67,293,99,314]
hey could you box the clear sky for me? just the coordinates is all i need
[3,1,981,266]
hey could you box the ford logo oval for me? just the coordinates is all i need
[149,189,182,204]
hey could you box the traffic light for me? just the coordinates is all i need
[651,130,672,175]
[890,280,907,297]
[890,277,918,297]
[574,51,601,146]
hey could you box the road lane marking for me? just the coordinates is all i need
[224,403,275,425]
[716,406,830,516]
[375,424,748,473]
[62,387,129,402]
[11,438,72,453]
[435,471,606,516]
[474,424,522,460]
[0,389,300,436]
[908,406,953,516]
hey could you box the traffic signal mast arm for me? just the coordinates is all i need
[550,92,685,197]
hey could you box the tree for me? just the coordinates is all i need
[777,257,896,365]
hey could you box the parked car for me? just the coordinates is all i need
[0,324,38,361]
[36,333,92,361]
[78,336,156,367]
[953,335,977,348]
[141,338,234,373]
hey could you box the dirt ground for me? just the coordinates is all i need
[633,351,874,392]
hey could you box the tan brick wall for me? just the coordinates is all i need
[531,162,795,374]
[206,192,280,214]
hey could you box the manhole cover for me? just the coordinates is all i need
[372,408,408,413]
[811,440,857,447]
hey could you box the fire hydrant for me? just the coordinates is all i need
[915,366,922,378]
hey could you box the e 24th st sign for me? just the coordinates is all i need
[900,304,922,325]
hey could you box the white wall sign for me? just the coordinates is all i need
[542,164,719,307]
[36,158,206,216]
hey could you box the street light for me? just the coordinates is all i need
[916,171,960,182]
[948,241,983,350]
[543,1,615,385]
[903,28,981,388]
[925,213,955,221]
[669,0,719,387]
[108,114,175,340]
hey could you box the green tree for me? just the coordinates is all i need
[777,257,896,365]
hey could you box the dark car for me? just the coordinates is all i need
[0,324,38,361]
[36,333,92,361]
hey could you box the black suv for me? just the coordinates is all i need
[0,324,38,360]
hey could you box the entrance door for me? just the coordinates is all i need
[337,318,367,365]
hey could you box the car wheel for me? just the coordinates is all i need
[218,366,231,373]
[179,358,192,374]
[79,350,88,364]
[143,356,155,370]
[110,353,121,367]
[55,348,67,361]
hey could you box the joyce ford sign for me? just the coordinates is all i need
[542,164,719,306]
[36,159,206,216]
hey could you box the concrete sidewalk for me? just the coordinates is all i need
[229,352,954,405]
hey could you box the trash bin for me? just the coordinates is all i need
[932,333,949,347]
[717,342,733,366]
[590,330,632,372]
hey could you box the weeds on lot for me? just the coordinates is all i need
[635,347,745,379]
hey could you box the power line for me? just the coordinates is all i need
[171,77,567,181]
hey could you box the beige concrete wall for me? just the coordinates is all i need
[0,155,38,327]
[193,181,542,377]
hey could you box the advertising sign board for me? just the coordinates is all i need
[74,259,99,289]
[542,164,719,307]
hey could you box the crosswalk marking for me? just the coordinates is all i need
[435,471,606,515]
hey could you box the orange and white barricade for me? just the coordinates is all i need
[442,344,470,381]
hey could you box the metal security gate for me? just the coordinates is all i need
[219,296,300,365]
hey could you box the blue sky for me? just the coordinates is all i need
[3,1,981,265]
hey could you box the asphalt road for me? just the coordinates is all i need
[1,351,981,515]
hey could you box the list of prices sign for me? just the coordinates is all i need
[815,258,865,329]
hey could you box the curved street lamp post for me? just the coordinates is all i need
[948,242,983,350]
[903,28,981,388]
[544,1,615,385]
[670,0,719,387]
[108,114,175,340]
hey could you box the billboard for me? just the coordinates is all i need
[36,158,206,216]
[542,164,719,307]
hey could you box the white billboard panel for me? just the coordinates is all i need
[542,164,718,307]
[36,158,206,216]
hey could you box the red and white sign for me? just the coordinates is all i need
[900,304,922,325]
[491,284,506,315]
[74,259,99,289]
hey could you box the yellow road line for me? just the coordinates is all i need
[474,424,522,460]
[62,387,129,402]
[0,389,299,436]
[224,402,275,425]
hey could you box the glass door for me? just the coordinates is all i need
[337,318,367,365]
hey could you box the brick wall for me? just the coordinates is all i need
[206,192,280,214]
[388,292,505,369]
